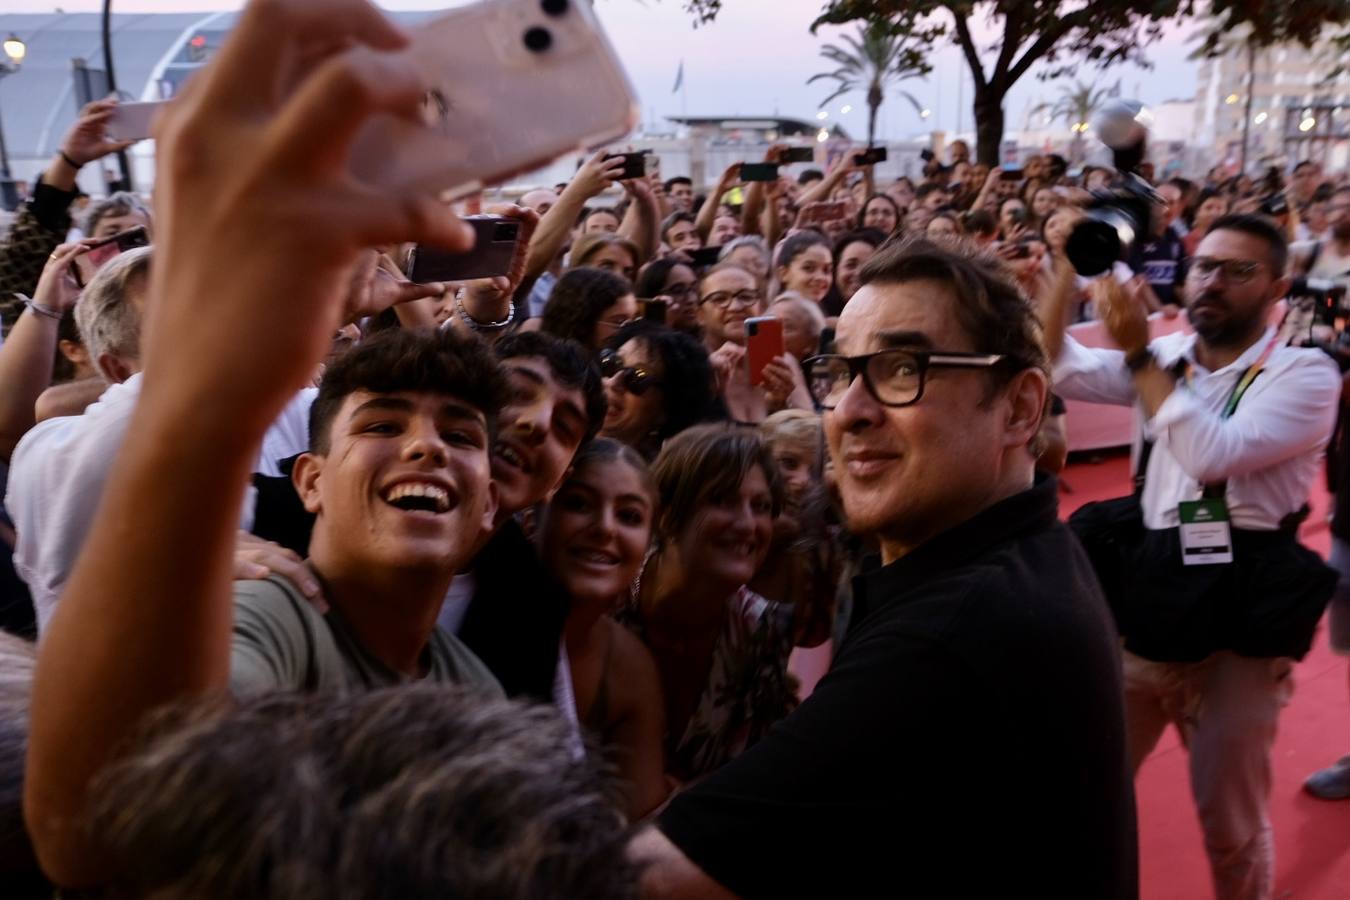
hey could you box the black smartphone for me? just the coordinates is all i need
[782,147,815,164]
[407,216,521,283]
[638,298,668,324]
[853,147,888,166]
[689,245,723,267]
[604,151,652,181]
[740,162,780,182]
[1000,165,1024,181]
[71,225,150,288]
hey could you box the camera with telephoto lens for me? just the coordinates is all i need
[1064,99,1164,278]
[1065,175,1160,277]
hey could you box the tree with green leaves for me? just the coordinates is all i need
[684,0,1186,165]
[807,21,930,147]
[1033,80,1114,164]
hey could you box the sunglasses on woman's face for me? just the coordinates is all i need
[598,349,665,396]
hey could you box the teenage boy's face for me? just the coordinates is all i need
[492,356,591,515]
[296,390,497,575]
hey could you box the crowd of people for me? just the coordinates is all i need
[0,1,1349,897]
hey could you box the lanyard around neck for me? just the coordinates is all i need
[1182,330,1282,420]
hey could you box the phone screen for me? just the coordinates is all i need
[783,147,815,164]
[71,225,150,288]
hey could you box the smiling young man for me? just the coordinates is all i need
[231,327,506,695]
[442,331,608,703]
[633,239,1136,899]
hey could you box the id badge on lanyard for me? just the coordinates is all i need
[1175,334,1280,566]
[1179,499,1233,565]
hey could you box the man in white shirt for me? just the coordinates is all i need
[1050,214,1340,900]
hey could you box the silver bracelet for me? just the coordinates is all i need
[23,297,64,321]
[454,289,515,331]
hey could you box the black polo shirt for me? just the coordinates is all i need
[658,476,1137,899]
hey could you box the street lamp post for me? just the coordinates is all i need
[0,33,27,212]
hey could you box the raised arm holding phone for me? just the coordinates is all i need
[695,162,744,244]
[23,0,488,885]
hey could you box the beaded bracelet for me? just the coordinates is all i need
[454,289,515,331]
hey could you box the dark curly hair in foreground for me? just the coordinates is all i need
[88,685,639,899]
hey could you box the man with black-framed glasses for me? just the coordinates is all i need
[1050,214,1340,900]
[632,238,1137,899]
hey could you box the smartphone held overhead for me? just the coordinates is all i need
[407,216,521,283]
[107,101,166,142]
[739,163,780,183]
[349,0,638,199]
[853,147,888,166]
[604,151,653,180]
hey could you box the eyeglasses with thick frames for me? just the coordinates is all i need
[1188,257,1263,285]
[599,349,665,396]
[804,348,1008,409]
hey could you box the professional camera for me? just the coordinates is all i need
[1283,277,1350,354]
[1064,100,1165,278]
[1065,175,1160,277]
[1290,277,1349,325]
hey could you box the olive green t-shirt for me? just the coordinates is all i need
[230,574,504,698]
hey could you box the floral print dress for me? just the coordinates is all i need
[625,586,798,781]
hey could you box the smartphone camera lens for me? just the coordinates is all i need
[540,0,568,15]
[523,26,552,53]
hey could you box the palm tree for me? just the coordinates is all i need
[1034,80,1114,164]
[808,22,930,148]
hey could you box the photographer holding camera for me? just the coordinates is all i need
[1048,213,1340,900]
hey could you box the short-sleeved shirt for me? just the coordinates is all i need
[231,574,503,697]
[657,477,1137,899]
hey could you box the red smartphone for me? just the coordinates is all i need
[745,316,784,386]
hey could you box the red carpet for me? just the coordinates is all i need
[1060,450,1350,900]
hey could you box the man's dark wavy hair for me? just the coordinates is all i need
[494,330,607,444]
[308,327,509,455]
[858,236,1049,408]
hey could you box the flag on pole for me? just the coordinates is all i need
[672,60,684,95]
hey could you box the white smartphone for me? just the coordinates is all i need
[107,100,165,142]
[350,0,639,200]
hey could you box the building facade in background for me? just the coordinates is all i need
[1195,32,1350,172]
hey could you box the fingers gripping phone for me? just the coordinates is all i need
[745,316,784,386]
[407,216,522,282]
[350,0,639,200]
